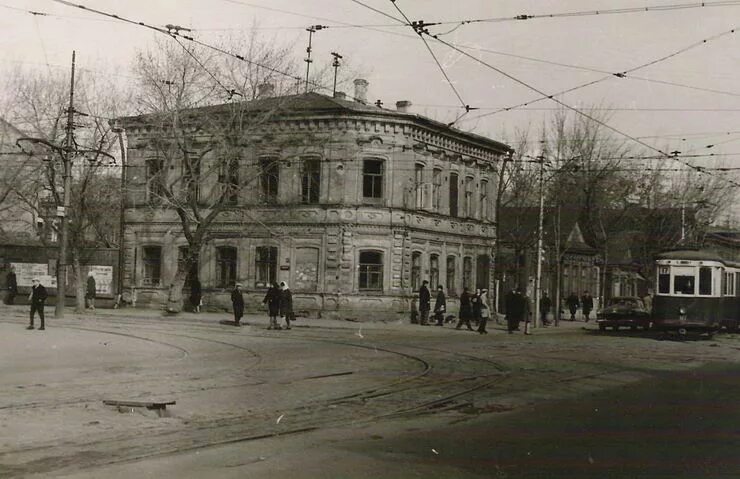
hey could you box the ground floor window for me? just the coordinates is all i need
[430,254,439,290]
[411,252,422,291]
[446,256,456,296]
[255,246,277,288]
[463,256,472,290]
[359,251,383,290]
[142,246,162,286]
[294,247,319,291]
[216,246,237,288]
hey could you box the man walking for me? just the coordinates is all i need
[455,287,474,331]
[505,288,519,334]
[581,290,594,322]
[434,285,446,326]
[279,281,294,330]
[418,280,431,326]
[566,292,580,321]
[231,283,244,327]
[27,278,47,330]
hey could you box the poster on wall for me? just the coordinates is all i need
[87,265,113,295]
[11,263,57,288]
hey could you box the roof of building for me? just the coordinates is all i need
[120,92,512,154]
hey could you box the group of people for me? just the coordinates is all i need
[227,281,295,329]
[505,287,532,334]
[565,291,594,322]
[416,281,493,334]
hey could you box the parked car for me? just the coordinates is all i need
[596,296,652,331]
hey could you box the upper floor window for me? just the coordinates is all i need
[142,246,162,287]
[359,250,383,290]
[480,179,489,219]
[464,176,474,217]
[218,158,239,205]
[259,157,279,204]
[411,251,422,291]
[414,163,424,209]
[362,159,384,200]
[301,158,321,204]
[145,158,165,201]
[182,158,201,203]
[255,246,278,287]
[449,172,458,217]
[432,169,442,211]
[216,246,237,288]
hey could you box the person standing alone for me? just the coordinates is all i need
[581,291,594,322]
[434,285,446,326]
[85,272,96,310]
[231,283,244,327]
[418,280,431,326]
[27,278,47,330]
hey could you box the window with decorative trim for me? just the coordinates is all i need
[216,246,237,288]
[363,159,384,200]
[446,255,456,295]
[479,179,489,219]
[411,252,422,291]
[301,158,321,204]
[449,172,458,217]
[218,158,239,205]
[432,168,442,211]
[145,158,165,202]
[359,250,383,290]
[259,157,279,204]
[463,256,472,290]
[255,246,278,287]
[142,246,162,287]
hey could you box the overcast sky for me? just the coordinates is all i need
[2,0,739,218]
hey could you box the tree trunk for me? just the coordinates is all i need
[72,253,85,313]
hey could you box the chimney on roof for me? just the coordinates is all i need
[353,78,368,104]
[333,91,347,100]
[257,82,275,98]
[396,100,412,113]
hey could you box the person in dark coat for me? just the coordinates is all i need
[434,285,447,326]
[27,278,47,330]
[477,289,491,334]
[85,272,96,310]
[581,291,594,322]
[505,288,519,333]
[566,292,580,321]
[455,287,474,331]
[539,292,552,326]
[5,268,17,305]
[189,278,202,313]
[279,281,293,330]
[520,289,532,335]
[418,280,431,326]
[263,282,281,330]
[471,288,482,327]
[231,283,244,326]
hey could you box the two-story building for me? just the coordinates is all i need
[118,82,512,319]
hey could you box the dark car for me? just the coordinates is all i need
[596,296,652,331]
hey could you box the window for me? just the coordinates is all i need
[449,173,458,217]
[414,163,424,209]
[430,254,439,290]
[218,158,239,205]
[363,159,384,199]
[255,246,277,287]
[182,158,201,202]
[476,255,490,290]
[479,179,488,219]
[699,266,712,295]
[446,256,456,295]
[464,176,474,217]
[674,274,695,294]
[294,247,319,291]
[216,246,237,288]
[142,246,162,286]
[463,256,472,290]
[301,158,321,204]
[259,157,279,204]
[145,158,165,201]
[359,251,383,290]
[432,169,442,211]
[658,266,670,294]
[411,252,422,291]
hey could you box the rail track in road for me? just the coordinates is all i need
[1,314,724,477]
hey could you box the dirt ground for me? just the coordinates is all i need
[1,306,739,478]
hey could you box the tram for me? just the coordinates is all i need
[652,249,740,332]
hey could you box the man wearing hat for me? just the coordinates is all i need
[27,278,48,330]
[231,283,244,326]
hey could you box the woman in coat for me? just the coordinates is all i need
[279,281,293,330]
[231,283,244,326]
[189,278,202,313]
[263,282,281,330]
[455,287,474,331]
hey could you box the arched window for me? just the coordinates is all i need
[479,179,488,219]
[430,254,439,290]
[449,172,458,217]
[414,163,424,209]
[216,246,237,288]
[411,252,422,291]
[301,157,321,204]
[359,251,383,290]
[432,168,442,211]
[463,256,473,290]
[446,256,456,296]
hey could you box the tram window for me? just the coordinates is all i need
[699,267,712,295]
[674,275,695,294]
[658,270,670,294]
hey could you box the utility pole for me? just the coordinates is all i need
[534,154,545,329]
[304,25,325,93]
[331,51,342,96]
[56,50,76,318]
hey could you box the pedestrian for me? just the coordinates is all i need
[455,287,475,331]
[434,285,446,326]
[85,271,96,310]
[279,281,293,330]
[27,278,47,330]
[5,267,17,305]
[477,288,490,334]
[472,288,482,327]
[190,278,202,313]
[581,291,594,322]
[520,288,532,335]
[231,283,244,327]
[418,280,431,326]
[263,282,281,330]
[539,291,552,326]
[566,291,580,321]
[505,288,519,334]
